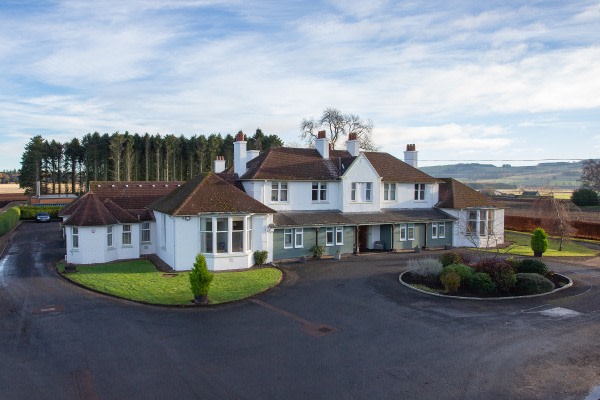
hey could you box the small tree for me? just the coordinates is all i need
[530,228,549,257]
[532,197,573,251]
[572,188,599,206]
[253,250,268,266]
[189,253,214,303]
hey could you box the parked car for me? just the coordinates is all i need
[36,212,51,223]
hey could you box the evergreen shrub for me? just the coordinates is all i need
[189,253,214,297]
[473,258,516,292]
[515,258,548,275]
[515,273,555,295]
[468,272,497,296]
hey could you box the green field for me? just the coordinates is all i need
[58,260,282,305]
[495,231,598,257]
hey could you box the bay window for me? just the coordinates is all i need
[467,209,494,236]
[200,216,253,254]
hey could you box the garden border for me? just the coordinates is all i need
[398,270,573,301]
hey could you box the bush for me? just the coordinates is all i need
[473,258,516,292]
[572,188,599,207]
[515,258,548,275]
[0,206,21,236]
[189,253,214,297]
[439,252,464,267]
[253,250,268,266]
[515,273,555,295]
[469,272,497,296]
[530,228,548,256]
[440,269,460,293]
[443,263,475,283]
[19,206,62,220]
[310,245,325,259]
[408,258,443,283]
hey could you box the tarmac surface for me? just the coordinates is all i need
[2,222,600,399]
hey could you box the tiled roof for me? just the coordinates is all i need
[436,178,497,209]
[58,192,87,217]
[63,193,120,226]
[103,199,140,223]
[273,209,455,227]
[241,147,351,180]
[362,152,440,183]
[150,172,275,215]
[90,181,185,209]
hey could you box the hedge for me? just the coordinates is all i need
[505,215,600,241]
[0,206,21,236]
[19,206,62,220]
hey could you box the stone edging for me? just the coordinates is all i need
[398,270,573,301]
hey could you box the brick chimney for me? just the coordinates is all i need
[315,130,329,159]
[213,156,226,173]
[234,131,247,175]
[403,144,418,168]
[346,132,360,156]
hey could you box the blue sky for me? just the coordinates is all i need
[0,0,599,170]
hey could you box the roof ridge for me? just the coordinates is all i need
[173,172,211,215]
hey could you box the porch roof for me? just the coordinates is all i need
[273,209,456,227]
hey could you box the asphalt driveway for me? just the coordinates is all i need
[1,222,600,399]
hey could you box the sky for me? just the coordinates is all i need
[0,0,599,170]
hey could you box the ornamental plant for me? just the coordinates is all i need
[253,250,268,266]
[530,228,549,257]
[571,188,599,207]
[189,253,214,301]
[310,244,325,259]
[440,269,460,293]
[473,258,516,292]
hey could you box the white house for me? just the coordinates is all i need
[60,131,504,270]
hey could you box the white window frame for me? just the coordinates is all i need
[200,218,213,253]
[407,223,415,241]
[141,221,151,242]
[231,217,244,253]
[72,227,79,249]
[384,183,396,201]
[399,224,407,241]
[326,227,334,246]
[350,182,373,203]
[365,182,372,202]
[432,223,438,239]
[107,226,113,248]
[271,181,289,202]
[335,227,344,245]
[294,228,303,248]
[487,210,494,235]
[414,183,425,201]
[122,224,132,246]
[438,222,446,239]
[351,182,357,201]
[312,182,327,202]
[283,228,293,249]
[467,210,477,236]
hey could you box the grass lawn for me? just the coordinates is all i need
[58,260,282,305]
[493,231,598,257]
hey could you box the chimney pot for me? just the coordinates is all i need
[236,131,245,142]
[317,130,327,139]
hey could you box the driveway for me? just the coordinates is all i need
[1,222,600,399]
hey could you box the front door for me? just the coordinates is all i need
[358,226,368,252]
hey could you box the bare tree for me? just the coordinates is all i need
[532,196,573,251]
[582,159,600,190]
[300,107,376,150]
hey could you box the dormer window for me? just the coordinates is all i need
[271,182,288,202]
[312,182,327,202]
[414,184,425,201]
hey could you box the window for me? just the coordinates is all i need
[350,182,373,202]
[284,229,293,249]
[271,182,288,202]
[384,183,396,201]
[414,184,425,200]
[216,217,228,253]
[200,218,213,253]
[487,210,494,235]
[141,222,150,242]
[399,224,407,241]
[439,223,446,239]
[336,227,343,245]
[122,224,131,245]
[467,211,477,235]
[326,227,334,246]
[72,227,79,249]
[479,210,487,236]
[294,228,303,248]
[232,218,244,252]
[107,226,113,247]
[312,182,327,201]
[432,223,438,239]
[247,217,252,250]
[407,223,415,241]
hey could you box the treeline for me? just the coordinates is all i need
[20,129,283,195]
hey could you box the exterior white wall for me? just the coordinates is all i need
[340,155,381,213]
[173,216,201,270]
[139,222,156,255]
[380,183,439,209]
[260,181,341,211]
[154,211,176,269]
[443,208,504,248]
[115,223,140,260]
[65,224,141,265]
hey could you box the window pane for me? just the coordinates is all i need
[312,183,318,201]
[295,229,303,247]
[326,228,334,245]
[203,218,212,231]
[390,184,396,200]
[216,218,227,231]
[232,219,244,231]
[232,231,243,252]
[284,229,292,248]
[439,223,446,238]
[320,184,327,201]
[201,232,212,253]
[217,232,228,253]
[336,227,343,245]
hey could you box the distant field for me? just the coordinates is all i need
[0,183,24,195]
[500,189,573,199]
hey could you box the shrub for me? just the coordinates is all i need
[443,263,475,283]
[515,258,548,275]
[473,258,516,292]
[439,252,463,267]
[469,272,497,296]
[19,206,62,220]
[530,228,548,256]
[515,273,555,295]
[0,206,21,237]
[310,245,325,259]
[189,253,214,297]
[253,250,268,266]
[572,188,599,207]
[408,258,443,283]
[440,269,460,293]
